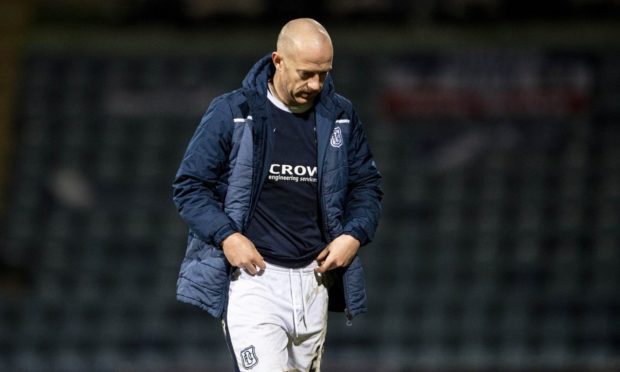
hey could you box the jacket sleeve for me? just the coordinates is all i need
[172,96,237,246]
[342,108,383,246]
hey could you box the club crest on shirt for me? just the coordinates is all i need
[330,126,343,148]
[240,345,258,369]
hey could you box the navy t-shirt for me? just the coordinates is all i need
[245,91,326,268]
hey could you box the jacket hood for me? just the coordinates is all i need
[241,54,336,102]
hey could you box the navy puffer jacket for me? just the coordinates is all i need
[172,55,383,320]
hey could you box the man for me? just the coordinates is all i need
[173,18,382,371]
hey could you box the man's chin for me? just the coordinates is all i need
[289,101,314,114]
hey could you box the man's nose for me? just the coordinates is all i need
[307,75,321,91]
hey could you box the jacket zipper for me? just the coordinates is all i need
[242,114,271,231]
[317,115,353,325]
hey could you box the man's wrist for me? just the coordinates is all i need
[215,225,239,248]
[341,229,364,246]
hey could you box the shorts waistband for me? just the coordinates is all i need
[264,260,318,274]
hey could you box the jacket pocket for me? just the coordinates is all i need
[177,243,231,319]
[326,255,368,319]
[342,255,368,318]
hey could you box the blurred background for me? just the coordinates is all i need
[1,0,620,371]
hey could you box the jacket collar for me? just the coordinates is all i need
[242,54,340,115]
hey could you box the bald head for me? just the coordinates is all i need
[276,18,333,59]
[271,18,334,112]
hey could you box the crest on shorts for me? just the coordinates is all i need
[240,345,258,369]
[330,126,343,148]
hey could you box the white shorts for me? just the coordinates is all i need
[223,261,329,371]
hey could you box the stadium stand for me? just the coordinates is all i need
[0,48,618,371]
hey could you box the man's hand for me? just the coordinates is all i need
[221,233,266,275]
[315,234,361,273]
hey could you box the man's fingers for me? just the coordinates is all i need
[252,255,266,272]
[243,265,255,275]
[314,249,330,273]
[316,248,329,262]
[256,257,267,271]
[315,256,334,273]
[243,254,266,275]
[315,261,331,273]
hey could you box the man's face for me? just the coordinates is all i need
[272,45,333,109]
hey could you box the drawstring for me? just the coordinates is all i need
[289,269,308,339]
[289,269,297,338]
[300,271,308,330]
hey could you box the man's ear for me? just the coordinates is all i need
[272,52,283,70]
